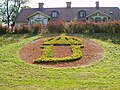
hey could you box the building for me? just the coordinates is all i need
[16,2,120,26]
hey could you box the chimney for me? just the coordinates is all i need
[39,3,44,9]
[95,1,99,9]
[66,2,71,8]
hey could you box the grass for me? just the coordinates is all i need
[0,33,120,90]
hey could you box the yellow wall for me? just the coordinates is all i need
[16,22,28,26]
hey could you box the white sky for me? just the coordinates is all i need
[27,0,120,8]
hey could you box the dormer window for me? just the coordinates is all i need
[78,10,86,18]
[51,11,59,18]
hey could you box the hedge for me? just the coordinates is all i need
[0,25,7,34]
[13,23,41,34]
[0,21,120,34]
[46,20,120,34]
[47,20,65,33]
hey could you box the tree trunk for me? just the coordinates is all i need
[7,0,9,28]
[7,15,10,28]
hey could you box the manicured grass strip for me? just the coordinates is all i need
[34,45,82,62]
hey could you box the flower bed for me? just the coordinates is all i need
[34,34,84,63]
[34,45,82,62]
[43,34,83,45]
[40,45,53,58]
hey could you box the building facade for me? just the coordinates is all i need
[16,2,120,26]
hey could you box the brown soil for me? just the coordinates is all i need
[19,36,104,68]
[53,46,72,58]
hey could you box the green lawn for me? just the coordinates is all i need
[0,33,120,90]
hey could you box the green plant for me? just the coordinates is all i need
[63,21,120,34]
[40,45,53,59]
[31,23,41,34]
[34,34,84,62]
[0,34,120,90]
[47,20,65,33]
[13,25,29,34]
[34,45,82,62]
[43,34,83,45]
[0,25,7,34]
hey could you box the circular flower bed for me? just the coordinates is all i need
[19,34,103,67]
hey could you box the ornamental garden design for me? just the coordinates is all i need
[34,34,84,63]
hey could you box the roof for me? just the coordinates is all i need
[16,7,120,22]
[86,10,112,18]
[26,11,51,19]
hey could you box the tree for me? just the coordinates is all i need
[0,0,29,27]
[0,18,2,24]
[21,5,30,9]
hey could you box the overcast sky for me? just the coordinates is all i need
[27,0,120,8]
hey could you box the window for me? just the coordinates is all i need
[79,10,86,18]
[95,17,102,22]
[35,18,43,24]
[103,17,107,22]
[51,11,59,18]
[90,17,94,21]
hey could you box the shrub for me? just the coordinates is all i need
[82,22,94,33]
[67,22,95,33]
[1,20,120,34]
[0,25,7,34]
[91,21,120,33]
[107,21,120,33]
[13,25,29,34]
[67,22,83,33]
[65,21,120,34]
[20,25,29,34]
[31,23,41,34]
[13,23,41,34]
[0,24,2,34]
[93,23,106,33]
[47,20,65,33]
